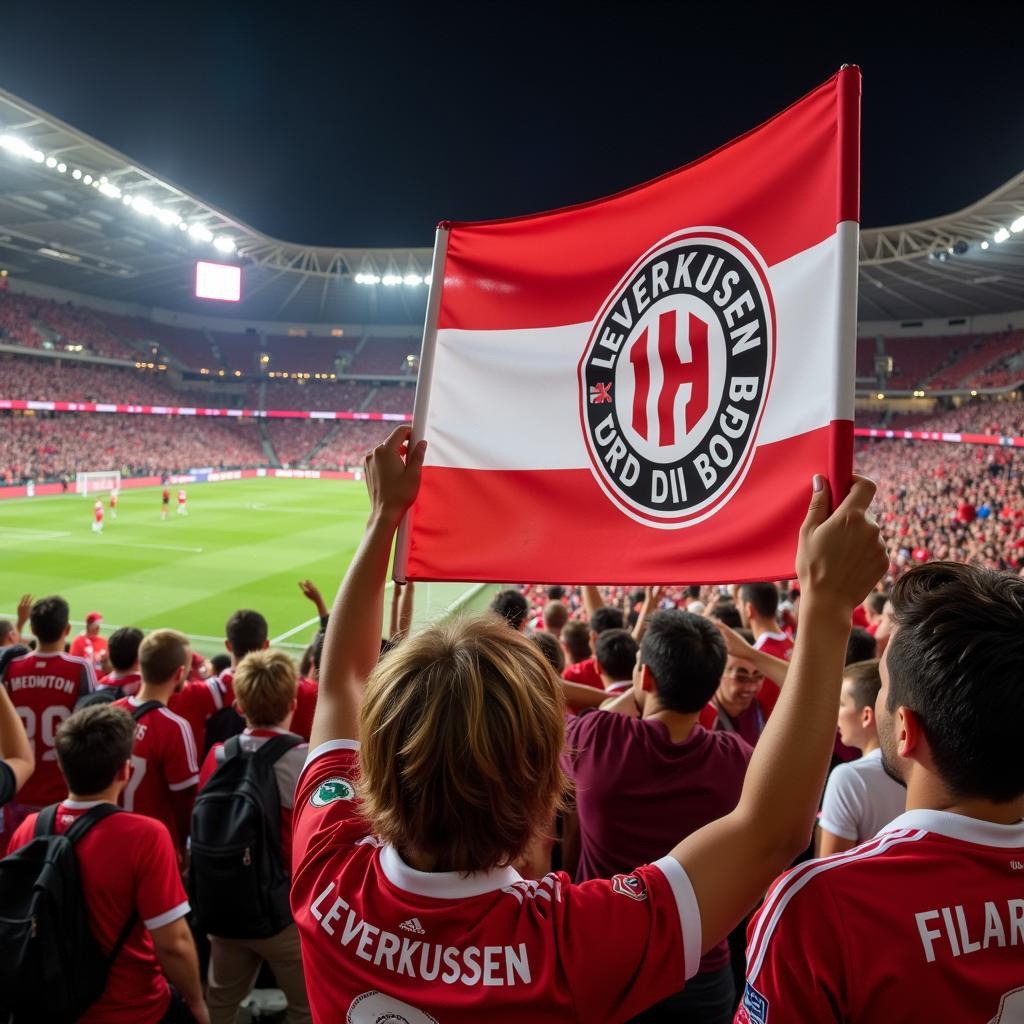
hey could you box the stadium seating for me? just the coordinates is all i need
[345,336,420,375]
[263,419,334,466]
[255,379,373,411]
[308,421,395,470]
[262,333,359,373]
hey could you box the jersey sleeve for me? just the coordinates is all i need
[131,818,190,931]
[161,713,201,791]
[818,763,862,842]
[562,856,700,1021]
[737,868,848,1023]
[291,741,371,874]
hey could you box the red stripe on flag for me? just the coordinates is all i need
[406,423,850,584]
[438,70,858,332]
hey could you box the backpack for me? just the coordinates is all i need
[189,733,302,939]
[75,685,125,710]
[0,804,137,1024]
[202,704,245,756]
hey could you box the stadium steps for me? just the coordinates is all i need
[306,422,342,464]
[258,420,281,467]
[359,386,378,411]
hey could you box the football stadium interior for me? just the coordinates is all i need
[1,69,1024,1024]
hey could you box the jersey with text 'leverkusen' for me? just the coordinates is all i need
[291,741,702,1023]
[736,810,1024,1024]
[2,650,95,804]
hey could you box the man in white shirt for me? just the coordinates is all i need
[816,658,906,856]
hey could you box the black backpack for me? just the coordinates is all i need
[0,804,137,1024]
[75,685,125,710]
[189,733,301,939]
[201,704,245,756]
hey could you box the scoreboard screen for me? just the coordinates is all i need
[195,261,242,302]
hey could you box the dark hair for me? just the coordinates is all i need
[107,627,143,672]
[489,590,530,631]
[844,659,881,711]
[590,606,624,634]
[739,582,779,620]
[866,592,888,615]
[684,585,701,600]
[545,586,565,601]
[887,561,1024,802]
[531,631,565,674]
[561,620,590,664]
[56,705,135,794]
[542,600,569,633]
[595,628,639,681]
[710,601,743,629]
[299,643,314,677]
[139,629,189,684]
[846,627,877,666]
[226,609,268,660]
[311,630,326,676]
[209,652,231,676]
[640,610,726,713]
[30,595,69,644]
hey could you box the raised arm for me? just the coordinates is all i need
[671,475,888,953]
[581,585,604,619]
[631,585,665,641]
[711,619,790,688]
[309,426,426,750]
[0,683,34,792]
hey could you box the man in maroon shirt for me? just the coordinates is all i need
[564,609,755,1023]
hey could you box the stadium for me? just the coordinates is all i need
[0,44,1023,1024]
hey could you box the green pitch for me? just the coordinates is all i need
[0,478,494,657]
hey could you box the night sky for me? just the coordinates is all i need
[2,7,1022,249]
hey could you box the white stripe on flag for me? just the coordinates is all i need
[424,227,852,472]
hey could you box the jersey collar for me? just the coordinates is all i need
[882,809,1024,848]
[379,844,523,899]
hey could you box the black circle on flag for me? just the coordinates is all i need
[579,229,775,528]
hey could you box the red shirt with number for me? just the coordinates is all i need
[113,696,200,851]
[1,650,96,804]
[8,800,190,1024]
[168,671,234,753]
[736,811,1024,1024]
[291,740,702,1023]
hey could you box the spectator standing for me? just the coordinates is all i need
[97,626,144,697]
[195,650,310,1024]
[71,610,108,669]
[0,683,33,811]
[816,659,908,856]
[593,628,639,695]
[565,610,753,1021]
[562,604,625,690]
[114,630,200,857]
[6,705,208,1023]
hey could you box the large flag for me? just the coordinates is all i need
[396,67,860,584]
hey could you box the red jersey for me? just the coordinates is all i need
[94,501,104,521]
[113,696,200,851]
[2,650,95,804]
[752,631,794,663]
[177,490,186,504]
[168,671,234,753]
[97,670,143,697]
[8,801,189,1024]
[199,727,307,864]
[161,488,170,503]
[289,677,319,742]
[737,811,1024,1024]
[110,492,118,507]
[70,632,109,668]
[562,654,604,691]
[291,743,701,1023]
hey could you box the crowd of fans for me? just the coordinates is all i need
[0,291,136,359]
[2,427,1020,1023]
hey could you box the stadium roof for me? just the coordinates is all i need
[1,86,1023,327]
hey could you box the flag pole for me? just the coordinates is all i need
[393,222,450,583]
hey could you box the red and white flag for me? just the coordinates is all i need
[397,68,860,584]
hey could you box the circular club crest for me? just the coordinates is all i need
[579,228,775,528]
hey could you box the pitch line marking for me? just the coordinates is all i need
[270,615,322,644]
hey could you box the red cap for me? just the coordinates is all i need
[85,612,103,625]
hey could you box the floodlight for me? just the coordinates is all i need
[99,182,121,199]
[45,156,56,168]
[189,224,214,243]
[403,274,422,286]
[214,236,236,254]
[57,163,66,173]
[994,228,1010,243]
[1011,216,1024,233]
[72,168,82,180]
[980,241,989,250]
[83,174,93,185]
[133,197,154,216]
[382,274,401,286]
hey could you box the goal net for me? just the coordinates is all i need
[76,470,121,496]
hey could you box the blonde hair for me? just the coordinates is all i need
[359,616,570,872]
[233,649,297,727]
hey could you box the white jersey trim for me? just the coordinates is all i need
[301,737,360,773]
[745,828,925,983]
[752,631,788,649]
[29,649,97,693]
[128,699,201,775]
[379,843,523,900]
[167,775,200,792]
[881,808,1024,848]
[62,799,107,809]
[652,855,702,981]
[144,899,191,931]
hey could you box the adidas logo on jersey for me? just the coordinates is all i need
[400,917,426,934]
